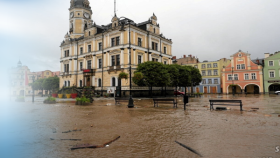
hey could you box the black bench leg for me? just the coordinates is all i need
[240,103,243,111]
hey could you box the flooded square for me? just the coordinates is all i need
[1,94,280,158]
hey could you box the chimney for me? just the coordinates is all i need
[183,55,186,58]
[172,56,176,60]
[264,53,270,58]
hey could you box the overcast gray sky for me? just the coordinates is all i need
[1,0,280,73]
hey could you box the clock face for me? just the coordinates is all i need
[84,12,89,19]
[70,12,74,18]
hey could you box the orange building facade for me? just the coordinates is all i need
[221,51,263,94]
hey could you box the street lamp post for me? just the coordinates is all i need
[232,67,235,96]
[32,75,35,103]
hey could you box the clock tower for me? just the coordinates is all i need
[69,0,93,38]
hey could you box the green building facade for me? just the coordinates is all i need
[263,52,280,93]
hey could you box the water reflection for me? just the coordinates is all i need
[0,94,280,157]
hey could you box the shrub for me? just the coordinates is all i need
[44,97,56,102]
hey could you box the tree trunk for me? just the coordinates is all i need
[191,82,194,95]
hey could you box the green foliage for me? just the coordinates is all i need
[186,66,202,87]
[135,61,170,87]
[229,84,238,87]
[76,96,90,103]
[165,64,180,86]
[132,72,145,86]
[194,92,203,95]
[43,77,59,93]
[29,78,45,91]
[119,72,128,79]
[44,97,56,102]
[104,93,109,97]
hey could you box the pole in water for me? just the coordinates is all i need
[175,141,203,157]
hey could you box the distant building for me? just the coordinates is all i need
[36,70,60,79]
[9,61,37,96]
[221,50,263,94]
[184,58,231,93]
[263,52,280,93]
[174,54,199,65]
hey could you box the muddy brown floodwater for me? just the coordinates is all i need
[1,94,280,158]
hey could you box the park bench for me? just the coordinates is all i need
[209,99,243,111]
[115,97,130,105]
[153,99,177,108]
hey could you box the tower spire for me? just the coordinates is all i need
[114,0,116,15]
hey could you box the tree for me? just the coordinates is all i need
[29,78,45,96]
[42,76,59,94]
[185,66,202,94]
[134,61,170,97]
[177,66,191,96]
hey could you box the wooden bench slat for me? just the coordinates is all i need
[209,99,243,111]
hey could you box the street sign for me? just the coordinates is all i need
[107,87,115,94]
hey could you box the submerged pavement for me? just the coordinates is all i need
[0,94,280,158]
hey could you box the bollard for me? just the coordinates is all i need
[183,95,189,110]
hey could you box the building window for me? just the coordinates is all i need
[111,37,120,47]
[164,61,167,65]
[241,64,245,69]
[79,80,83,87]
[111,38,115,47]
[202,79,206,84]
[98,79,101,87]
[89,31,91,36]
[46,72,49,75]
[138,38,142,47]
[164,47,167,54]
[112,77,116,86]
[98,59,102,68]
[80,62,83,70]
[208,79,212,84]
[116,55,120,66]
[251,73,256,80]
[269,61,274,66]
[88,45,91,52]
[111,55,115,66]
[68,81,70,87]
[245,73,249,80]
[214,79,218,84]
[64,81,67,87]
[154,28,156,33]
[152,58,158,62]
[64,50,69,57]
[237,64,241,69]
[269,71,275,78]
[138,55,142,64]
[64,64,69,72]
[201,64,205,69]
[207,70,212,76]
[207,64,211,68]
[87,60,91,69]
[152,42,158,51]
[234,74,238,80]
[80,47,83,55]
[116,37,120,45]
[20,82,22,86]
[194,65,198,68]
[98,42,102,51]
[213,63,218,68]
[202,70,206,76]
[228,74,232,80]
[214,70,218,75]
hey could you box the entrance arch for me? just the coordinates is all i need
[268,83,280,93]
[227,85,242,94]
[244,84,260,94]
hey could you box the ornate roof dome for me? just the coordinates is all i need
[17,60,22,67]
[70,0,91,9]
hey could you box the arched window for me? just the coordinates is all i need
[79,80,83,87]
[154,28,156,33]
[68,81,70,87]
[98,79,102,87]
[89,31,91,36]
[84,23,87,30]
[112,77,116,86]
[64,81,67,87]
[114,23,117,27]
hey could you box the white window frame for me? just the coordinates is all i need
[269,70,275,78]
[202,64,205,69]
[228,74,232,80]
[214,70,218,75]
[202,79,206,84]
[244,73,249,80]
[214,79,218,84]
[207,70,212,76]
[213,63,218,68]
[138,55,143,64]
[88,45,91,52]
[268,60,274,66]
[237,64,241,69]
[234,74,238,80]
[241,64,245,69]
[194,65,198,68]
[202,70,206,76]
[207,64,211,68]
[111,77,118,86]
[208,79,212,84]
[251,73,256,80]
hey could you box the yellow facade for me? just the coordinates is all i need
[60,0,173,89]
